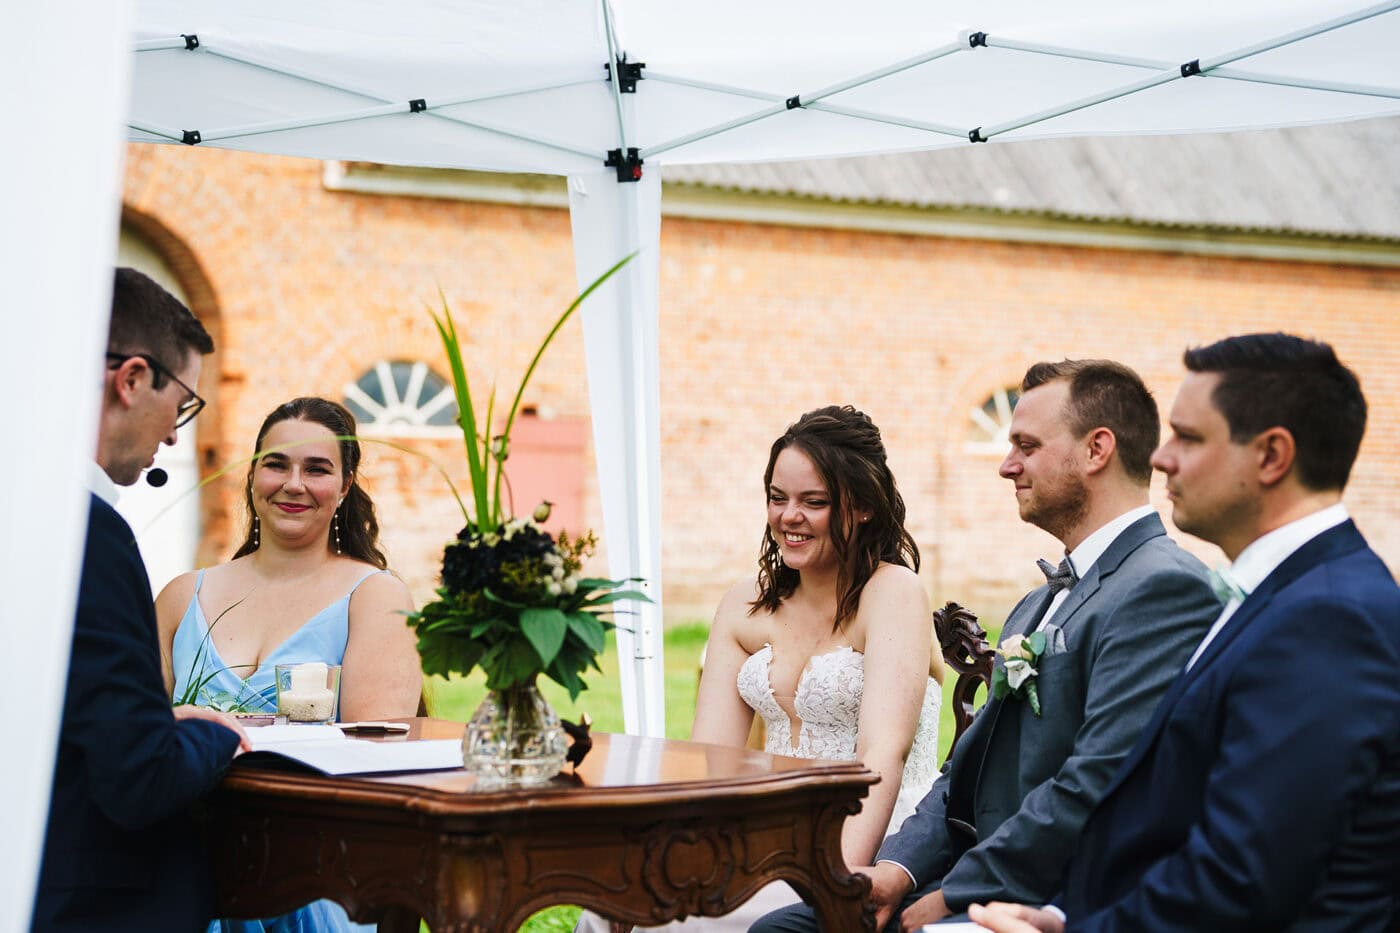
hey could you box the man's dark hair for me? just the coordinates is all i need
[1021,359,1159,484]
[1184,333,1366,492]
[108,267,213,371]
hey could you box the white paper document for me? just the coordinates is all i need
[242,724,462,776]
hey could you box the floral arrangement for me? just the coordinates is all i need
[991,631,1046,716]
[406,255,645,702]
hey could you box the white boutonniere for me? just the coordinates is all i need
[991,632,1048,716]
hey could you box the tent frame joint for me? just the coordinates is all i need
[968,126,987,143]
[409,98,428,113]
[786,95,803,110]
[181,33,199,51]
[605,146,644,182]
[1180,58,1202,77]
[968,31,988,48]
[607,57,646,93]
[181,129,201,145]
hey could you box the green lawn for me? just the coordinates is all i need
[429,618,1002,931]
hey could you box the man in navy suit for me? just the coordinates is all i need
[33,268,247,931]
[970,333,1400,932]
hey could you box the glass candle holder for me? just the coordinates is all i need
[275,662,341,724]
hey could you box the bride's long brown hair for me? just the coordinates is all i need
[749,405,919,631]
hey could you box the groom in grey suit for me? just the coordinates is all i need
[753,359,1218,932]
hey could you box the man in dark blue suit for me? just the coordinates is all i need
[969,333,1400,933]
[33,268,247,931]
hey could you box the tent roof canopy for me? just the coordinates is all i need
[129,0,1400,175]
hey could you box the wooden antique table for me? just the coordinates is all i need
[206,719,878,932]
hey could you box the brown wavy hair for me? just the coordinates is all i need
[750,405,919,631]
[231,397,387,569]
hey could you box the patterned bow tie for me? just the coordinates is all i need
[1209,566,1249,606]
[1036,557,1079,595]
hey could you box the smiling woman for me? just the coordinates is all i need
[153,396,422,933]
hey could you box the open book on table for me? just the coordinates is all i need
[240,723,463,776]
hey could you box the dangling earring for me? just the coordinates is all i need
[252,514,260,550]
[333,498,344,555]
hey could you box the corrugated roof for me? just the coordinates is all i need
[661,116,1400,241]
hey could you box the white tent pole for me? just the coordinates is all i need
[985,35,1400,100]
[1201,0,1400,71]
[643,41,965,158]
[2,2,132,928]
[647,73,967,138]
[568,169,666,738]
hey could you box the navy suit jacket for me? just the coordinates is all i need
[33,495,240,932]
[1060,521,1400,932]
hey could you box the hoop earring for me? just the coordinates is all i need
[252,514,260,550]
[333,509,342,555]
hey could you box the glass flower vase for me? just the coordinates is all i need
[463,678,567,786]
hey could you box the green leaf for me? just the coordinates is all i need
[991,666,1009,700]
[417,633,484,679]
[1025,631,1048,658]
[483,638,542,691]
[431,298,490,529]
[566,612,607,653]
[582,588,650,608]
[521,607,568,667]
[1027,682,1042,717]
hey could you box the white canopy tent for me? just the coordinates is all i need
[7,0,1399,924]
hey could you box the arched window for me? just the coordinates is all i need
[966,386,1020,453]
[343,360,458,435]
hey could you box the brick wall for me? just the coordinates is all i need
[122,145,1400,625]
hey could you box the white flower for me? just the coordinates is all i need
[552,565,566,581]
[1004,658,1038,690]
[546,580,563,596]
[562,577,578,594]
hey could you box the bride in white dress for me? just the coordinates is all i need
[582,405,943,932]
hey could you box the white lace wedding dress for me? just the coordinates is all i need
[578,643,941,933]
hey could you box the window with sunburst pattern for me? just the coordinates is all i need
[343,360,458,434]
[967,386,1021,453]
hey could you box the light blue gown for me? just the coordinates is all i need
[172,567,385,933]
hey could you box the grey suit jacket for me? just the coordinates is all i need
[875,512,1217,912]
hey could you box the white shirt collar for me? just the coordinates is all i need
[87,461,120,507]
[1229,503,1350,594]
[1066,504,1157,578]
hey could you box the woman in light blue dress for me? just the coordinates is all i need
[158,397,422,933]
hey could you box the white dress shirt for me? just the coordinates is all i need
[1039,504,1157,630]
[1185,503,1349,670]
[87,461,120,507]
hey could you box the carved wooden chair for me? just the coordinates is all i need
[934,600,995,761]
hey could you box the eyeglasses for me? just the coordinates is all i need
[105,352,207,428]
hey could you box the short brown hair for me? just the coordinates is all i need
[1184,333,1365,492]
[108,267,213,368]
[1021,359,1159,484]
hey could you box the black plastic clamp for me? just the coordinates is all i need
[786,95,802,110]
[968,127,987,143]
[1180,59,1201,77]
[605,147,644,182]
[968,31,988,48]
[181,130,201,145]
[181,33,199,50]
[607,58,646,93]
[409,98,428,113]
